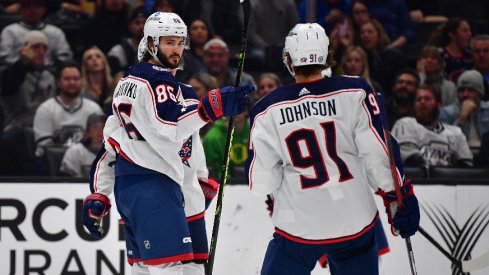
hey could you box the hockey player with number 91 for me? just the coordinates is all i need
[80,11,254,275]
[246,23,420,275]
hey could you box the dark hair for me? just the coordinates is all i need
[56,60,81,80]
[427,18,468,47]
[395,67,420,86]
[418,84,441,103]
[420,46,442,62]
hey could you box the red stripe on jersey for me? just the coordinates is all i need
[318,255,328,268]
[127,257,142,264]
[378,246,390,256]
[107,137,134,163]
[360,100,388,156]
[143,253,194,265]
[193,253,209,260]
[186,211,205,222]
[126,75,177,126]
[93,151,108,193]
[275,213,378,244]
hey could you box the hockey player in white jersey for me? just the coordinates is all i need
[246,23,420,275]
[80,12,253,275]
[392,85,473,167]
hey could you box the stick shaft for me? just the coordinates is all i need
[206,1,251,274]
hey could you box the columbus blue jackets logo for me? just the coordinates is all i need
[179,136,193,167]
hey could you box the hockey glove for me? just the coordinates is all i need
[82,193,111,238]
[199,85,255,122]
[199,178,219,210]
[377,181,420,238]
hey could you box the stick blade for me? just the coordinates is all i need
[462,251,489,272]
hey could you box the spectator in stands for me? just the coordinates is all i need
[385,68,419,129]
[77,0,129,59]
[392,85,473,168]
[201,0,243,45]
[0,0,72,73]
[201,38,256,87]
[297,0,352,33]
[350,0,370,44]
[187,72,219,138]
[0,30,55,134]
[151,0,201,26]
[107,7,147,74]
[366,0,414,47]
[428,18,473,82]
[0,30,55,175]
[175,19,210,82]
[329,16,355,70]
[60,113,106,177]
[248,0,298,70]
[80,46,113,107]
[440,70,489,148]
[257,73,282,100]
[404,0,448,23]
[339,45,382,92]
[359,19,408,93]
[471,35,489,100]
[203,107,250,179]
[33,61,103,157]
[417,46,457,106]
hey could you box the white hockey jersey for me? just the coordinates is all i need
[103,63,207,185]
[246,76,404,242]
[89,79,208,218]
[392,117,473,166]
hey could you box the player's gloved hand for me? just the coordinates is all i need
[82,193,111,238]
[265,195,274,217]
[377,181,420,238]
[199,178,219,210]
[199,85,255,122]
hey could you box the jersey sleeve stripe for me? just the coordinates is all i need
[93,150,109,193]
[360,99,388,156]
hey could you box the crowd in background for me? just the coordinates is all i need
[0,0,488,178]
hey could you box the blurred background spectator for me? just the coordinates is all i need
[417,46,456,106]
[471,35,489,100]
[76,0,129,60]
[384,68,419,129]
[0,0,72,73]
[256,72,282,100]
[298,0,352,33]
[60,113,106,177]
[107,7,147,74]
[80,46,113,107]
[187,72,219,138]
[392,85,473,168]
[33,61,102,159]
[428,18,473,82]
[440,70,489,149]
[0,30,55,175]
[339,45,382,92]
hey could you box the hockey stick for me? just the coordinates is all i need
[376,94,418,275]
[206,1,251,274]
[419,226,489,272]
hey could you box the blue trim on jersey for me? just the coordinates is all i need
[126,63,198,124]
[89,144,107,193]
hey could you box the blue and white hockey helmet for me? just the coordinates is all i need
[283,23,329,76]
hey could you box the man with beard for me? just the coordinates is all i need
[33,61,103,158]
[80,12,254,275]
[392,85,473,167]
[384,68,419,129]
